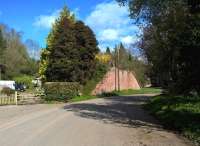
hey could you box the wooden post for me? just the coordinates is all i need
[15,91,18,105]
[0,67,1,80]
[117,45,120,91]
[115,48,117,91]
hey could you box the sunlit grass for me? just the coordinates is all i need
[146,94,200,145]
[113,87,162,95]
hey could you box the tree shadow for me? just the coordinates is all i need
[63,95,164,131]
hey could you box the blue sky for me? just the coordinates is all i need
[0,0,139,55]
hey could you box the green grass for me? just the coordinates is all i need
[70,88,162,102]
[70,95,97,102]
[146,94,200,145]
[82,79,101,95]
[113,87,162,96]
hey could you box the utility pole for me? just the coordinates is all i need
[0,68,1,80]
[0,65,2,80]
[117,44,120,91]
[114,47,117,91]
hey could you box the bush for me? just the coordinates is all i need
[1,87,15,96]
[43,82,80,101]
[82,62,108,95]
[98,92,119,97]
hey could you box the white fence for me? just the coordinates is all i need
[0,92,42,106]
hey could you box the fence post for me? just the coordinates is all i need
[15,91,18,105]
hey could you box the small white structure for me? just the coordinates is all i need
[0,81,15,90]
[32,78,42,87]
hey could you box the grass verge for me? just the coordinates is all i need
[145,94,200,145]
[70,87,162,102]
[112,87,162,96]
[70,95,97,102]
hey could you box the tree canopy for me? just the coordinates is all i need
[0,24,39,79]
[117,0,200,95]
[40,6,99,84]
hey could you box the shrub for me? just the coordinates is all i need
[98,92,119,97]
[43,82,80,101]
[1,87,15,96]
[82,62,108,95]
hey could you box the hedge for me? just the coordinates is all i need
[43,82,80,101]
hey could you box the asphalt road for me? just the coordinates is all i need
[0,95,192,146]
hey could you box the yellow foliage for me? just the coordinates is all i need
[39,49,50,81]
[96,53,112,64]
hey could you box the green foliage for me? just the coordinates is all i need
[40,7,99,84]
[117,0,200,94]
[146,95,200,145]
[114,87,162,95]
[45,6,76,82]
[73,21,99,84]
[1,87,15,96]
[70,95,97,102]
[13,75,33,88]
[106,47,111,54]
[0,24,38,79]
[112,43,148,87]
[0,28,6,67]
[81,62,108,95]
[43,82,80,101]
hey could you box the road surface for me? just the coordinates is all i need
[0,95,192,146]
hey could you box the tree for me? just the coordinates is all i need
[112,43,148,86]
[117,0,200,95]
[106,47,111,54]
[44,6,77,82]
[25,39,41,60]
[0,24,38,79]
[74,21,99,84]
[41,7,99,84]
[0,28,6,63]
[0,28,6,79]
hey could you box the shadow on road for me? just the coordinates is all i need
[63,95,163,130]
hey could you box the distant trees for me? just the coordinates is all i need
[0,28,6,67]
[106,47,111,54]
[117,0,200,95]
[40,6,99,84]
[0,24,38,79]
[114,43,148,87]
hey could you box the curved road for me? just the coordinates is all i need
[0,95,192,146]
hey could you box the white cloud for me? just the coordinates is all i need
[99,29,119,41]
[121,36,137,44]
[33,8,80,29]
[85,1,140,50]
[33,10,60,29]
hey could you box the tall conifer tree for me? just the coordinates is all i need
[45,6,77,81]
[74,21,99,84]
[41,7,99,84]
